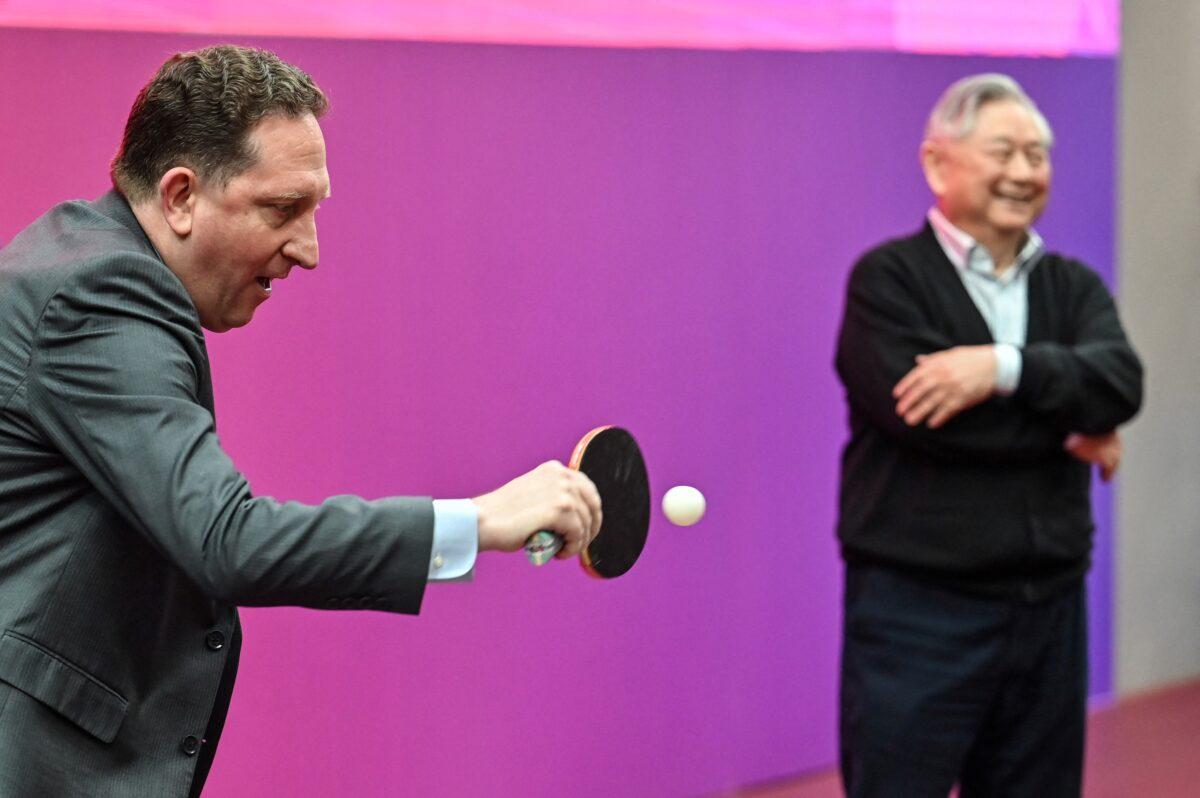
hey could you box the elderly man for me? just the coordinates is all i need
[0,45,600,797]
[835,74,1142,797]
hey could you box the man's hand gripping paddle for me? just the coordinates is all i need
[523,426,650,579]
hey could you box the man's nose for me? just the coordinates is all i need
[1007,152,1035,181]
[284,218,319,270]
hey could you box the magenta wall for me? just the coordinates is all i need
[0,28,1116,796]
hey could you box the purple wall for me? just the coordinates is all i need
[0,28,1115,796]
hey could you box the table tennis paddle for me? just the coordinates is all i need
[524,425,650,578]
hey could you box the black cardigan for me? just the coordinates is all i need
[835,223,1143,600]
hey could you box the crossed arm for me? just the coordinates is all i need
[837,251,1142,476]
[892,344,1123,479]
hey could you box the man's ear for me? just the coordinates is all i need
[157,167,199,237]
[919,140,948,198]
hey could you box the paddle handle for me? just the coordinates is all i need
[523,425,612,568]
[524,530,564,566]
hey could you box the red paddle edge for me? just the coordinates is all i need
[567,425,645,580]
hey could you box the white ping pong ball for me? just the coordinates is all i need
[662,485,706,526]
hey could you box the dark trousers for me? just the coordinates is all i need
[839,564,1087,798]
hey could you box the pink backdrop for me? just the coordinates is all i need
[0,26,1117,797]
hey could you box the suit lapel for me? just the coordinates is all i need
[93,190,218,417]
[1024,258,1050,344]
[915,224,996,345]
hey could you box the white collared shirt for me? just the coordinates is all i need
[927,207,1045,395]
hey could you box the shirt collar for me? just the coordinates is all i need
[927,206,1043,281]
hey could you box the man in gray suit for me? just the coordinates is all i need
[0,45,601,796]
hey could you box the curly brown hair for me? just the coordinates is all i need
[111,44,329,202]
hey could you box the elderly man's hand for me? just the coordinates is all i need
[893,345,998,429]
[1064,431,1122,482]
[471,461,602,559]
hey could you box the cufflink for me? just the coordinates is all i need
[432,553,445,570]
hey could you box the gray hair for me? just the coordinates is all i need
[924,73,1053,147]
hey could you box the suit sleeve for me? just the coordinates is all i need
[26,254,433,613]
[1015,264,1144,434]
[835,249,1065,463]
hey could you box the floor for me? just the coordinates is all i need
[714,679,1200,797]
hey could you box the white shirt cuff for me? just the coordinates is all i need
[993,343,1023,396]
[429,499,478,581]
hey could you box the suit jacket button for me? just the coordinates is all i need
[325,597,340,608]
[356,596,372,609]
[181,735,201,756]
[205,630,226,651]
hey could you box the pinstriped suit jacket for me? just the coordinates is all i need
[0,191,435,796]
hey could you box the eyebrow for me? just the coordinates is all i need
[262,185,332,203]
[263,191,309,203]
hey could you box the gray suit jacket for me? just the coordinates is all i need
[0,191,435,796]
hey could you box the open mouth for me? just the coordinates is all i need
[256,277,272,295]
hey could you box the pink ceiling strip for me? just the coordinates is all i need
[0,0,1118,56]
